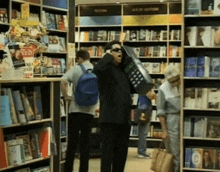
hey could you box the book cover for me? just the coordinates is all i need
[189,57,198,77]
[0,95,12,127]
[133,47,140,57]
[97,30,107,41]
[12,90,27,123]
[33,86,43,120]
[204,56,211,77]
[55,14,60,30]
[213,27,220,46]
[214,0,220,15]
[194,116,206,137]
[115,31,120,41]
[93,31,98,41]
[197,26,212,46]
[20,92,35,121]
[206,117,220,138]
[61,142,67,160]
[0,8,8,24]
[208,88,220,109]
[30,132,41,158]
[185,147,192,167]
[139,29,146,41]
[198,88,208,109]
[130,30,138,41]
[6,88,18,124]
[184,117,193,137]
[48,36,60,52]
[185,0,200,14]
[49,13,56,30]
[38,127,51,157]
[215,149,220,169]
[59,15,66,31]
[59,37,66,52]
[196,56,205,77]
[0,129,7,169]
[185,26,197,46]
[184,88,196,108]
[6,139,25,166]
[60,58,66,74]
[16,135,33,161]
[201,0,214,15]
[203,149,215,169]
[45,12,53,30]
[63,15,68,31]
[41,11,47,27]
[60,99,66,117]
[151,63,161,73]
[191,148,203,168]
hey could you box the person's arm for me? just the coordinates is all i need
[61,78,72,102]
[157,89,168,139]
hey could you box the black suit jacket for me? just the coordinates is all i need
[93,53,132,124]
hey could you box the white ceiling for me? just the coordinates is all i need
[76,0,181,5]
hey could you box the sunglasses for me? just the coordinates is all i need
[111,48,122,53]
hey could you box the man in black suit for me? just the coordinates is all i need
[93,40,132,172]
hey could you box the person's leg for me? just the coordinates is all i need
[112,124,131,172]
[64,113,80,172]
[137,123,148,155]
[100,123,116,172]
[79,114,93,172]
[166,114,180,172]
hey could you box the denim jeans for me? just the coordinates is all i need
[137,122,150,154]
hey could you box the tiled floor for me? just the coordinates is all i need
[74,147,154,172]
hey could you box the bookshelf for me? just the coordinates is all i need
[0,78,61,172]
[181,0,220,171]
[75,1,183,149]
[0,0,70,77]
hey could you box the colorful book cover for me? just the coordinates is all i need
[33,86,43,120]
[203,149,215,169]
[38,127,51,157]
[0,95,12,126]
[185,147,192,167]
[16,135,33,161]
[191,148,203,168]
[185,0,200,14]
[30,132,41,158]
[0,129,7,169]
[206,117,220,138]
[197,56,205,77]
[12,90,27,123]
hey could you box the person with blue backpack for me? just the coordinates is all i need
[61,50,99,172]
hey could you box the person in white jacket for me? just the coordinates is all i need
[157,65,181,172]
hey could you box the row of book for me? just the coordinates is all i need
[185,147,220,170]
[184,116,220,138]
[12,10,39,22]
[133,45,182,58]
[185,56,220,78]
[186,0,220,15]
[13,166,49,172]
[124,29,181,42]
[42,11,68,31]
[0,86,43,126]
[185,26,220,47]
[77,30,121,42]
[33,56,66,75]
[42,36,66,53]
[149,125,162,138]
[0,127,51,169]
[184,88,220,109]
[0,8,8,24]
[81,46,104,57]
[143,62,168,74]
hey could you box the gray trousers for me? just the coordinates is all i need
[165,114,180,172]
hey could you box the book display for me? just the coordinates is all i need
[182,0,220,171]
[0,78,61,172]
[0,0,69,78]
[75,2,183,149]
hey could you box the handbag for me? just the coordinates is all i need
[150,141,174,172]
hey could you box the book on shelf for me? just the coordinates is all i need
[214,0,220,15]
[208,88,220,109]
[59,37,66,52]
[29,131,41,159]
[0,129,8,169]
[60,99,66,117]
[130,30,139,41]
[197,26,212,46]
[194,116,207,137]
[184,87,196,108]
[6,139,25,166]
[0,90,12,127]
[61,142,67,160]
[185,0,200,14]
[139,29,146,41]
[38,127,51,158]
[0,8,8,24]
[33,86,43,120]
[185,26,197,46]
[185,147,220,170]
[61,120,67,136]
[206,117,220,138]
[184,57,198,77]
[16,135,33,161]
[201,0,214,15]
[97,30,107,41]
[32,166,49,172]
[48,36,60,52]
[160,30,167,41]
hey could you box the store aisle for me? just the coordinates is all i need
[74,148,154,172]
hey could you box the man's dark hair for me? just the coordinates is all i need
[104,40,121,52]
[76,50,90,60]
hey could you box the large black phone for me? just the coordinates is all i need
[121,45,154,95]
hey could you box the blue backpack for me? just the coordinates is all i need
[74,64,99,106]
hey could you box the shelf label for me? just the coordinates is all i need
[123,4,167,15]
[80,5,121,16]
